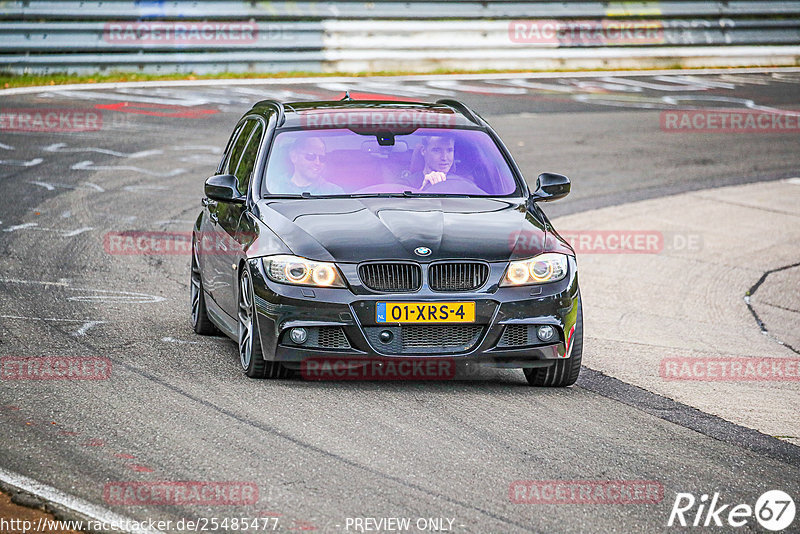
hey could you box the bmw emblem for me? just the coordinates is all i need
[414,246,432,257]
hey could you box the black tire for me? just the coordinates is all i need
[524,294,583,387]
[191,244,218,335]
[237,267,290,379]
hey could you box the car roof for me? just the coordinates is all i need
[246,98,483,129]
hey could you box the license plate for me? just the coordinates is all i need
[376,302,475,323]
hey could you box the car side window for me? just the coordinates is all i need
[219,122,246,173]
[232,122,264,195]
[225,120,257,175]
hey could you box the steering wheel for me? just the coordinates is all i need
[421,175,487,195]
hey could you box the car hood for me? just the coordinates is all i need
[253,197,547,263]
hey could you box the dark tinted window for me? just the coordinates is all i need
[219,122,246,173]
[233,122,264,195]
[226,120,257,175]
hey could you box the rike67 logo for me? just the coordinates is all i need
[668,490,795,531]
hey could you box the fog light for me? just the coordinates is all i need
[536,325,556,342]
[379,330,393,343]
[290,328,308,345]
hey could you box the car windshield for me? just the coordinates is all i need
[262,127,520,197]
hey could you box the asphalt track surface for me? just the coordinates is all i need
[1,70,799,533]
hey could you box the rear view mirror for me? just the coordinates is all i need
[532,172,570,202]
[205,174,244,203]
[361,140,409,154]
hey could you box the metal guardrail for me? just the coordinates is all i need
[1,1,799,74]
[0,23,324,51]
[4,1,800,19]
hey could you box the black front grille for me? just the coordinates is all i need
[282,326,350,350]
[429,262,489,292]
[496,324,561,348]
[402,325,481,348]
[497,324,536,348]
[316,327,351,349]
[359,262,422,292]
[364,325,483,354]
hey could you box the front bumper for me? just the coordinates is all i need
[248,257,580,370]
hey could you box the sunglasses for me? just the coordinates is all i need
[302,153,326,163]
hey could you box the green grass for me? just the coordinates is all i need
[0,64,747,90]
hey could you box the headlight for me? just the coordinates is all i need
[501,253,568,286]
[263,255,346,288]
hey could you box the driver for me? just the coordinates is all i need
[401,135,455,191]
[276,136,344,195]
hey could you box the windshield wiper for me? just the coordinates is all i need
[346,193,407,198]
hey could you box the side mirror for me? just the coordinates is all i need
[532,172,570,202]
[205,174,244,203]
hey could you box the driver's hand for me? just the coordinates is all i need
[421,171,447,189]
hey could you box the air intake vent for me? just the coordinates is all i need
[429,262,489,292]
[316,327,351,349]
[364,325,483,354]
[359,262,422,292]
[401,325,482,349]
[497,324,535,348]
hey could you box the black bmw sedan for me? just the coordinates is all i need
[191,97,582,386]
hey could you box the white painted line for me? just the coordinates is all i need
[66,289,166,304]
[44,143,163,159]
[427,79,527,94]
[40,88,209,107]
[317,79,454,98]
[0,142,14,150]
[177,154,220,164]
[29,181,55,191]
[72,321,105,337]
[0,315,106,336]
[0,466,164,534]
[61,226,93,237]
[2,66,800,96]
[162,336,200,345]
[71,160,185,177]
[0,223,93,236]
[171,145,222,154]
[0,279,164,304]
[488,79,579,93]
[84,182,106,192]
[123,185,168,192]
[29,181,106,193]
[0,314,97,321]
[0,158,43,167]
[2,222,38,232]
[0,278,70,287]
